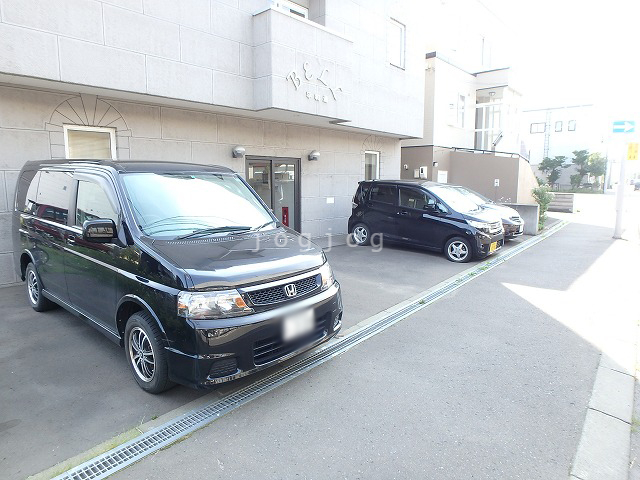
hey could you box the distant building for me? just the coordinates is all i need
[400,52,537,204]
[521,104,606,165]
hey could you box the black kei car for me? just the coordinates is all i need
[13,160,342,393]
[348,180,504,262]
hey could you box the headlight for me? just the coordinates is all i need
[319,262,335,291]
[177,290,253,319]
[467,220,491,233]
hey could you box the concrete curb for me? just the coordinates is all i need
[569,308,637,480]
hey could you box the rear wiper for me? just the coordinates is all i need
[176,226,251,240]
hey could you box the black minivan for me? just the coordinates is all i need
[348,180,504,262]
[13,160,342,393]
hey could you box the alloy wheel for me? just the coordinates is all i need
[27,270,39,304]
[353,226,368,244]
[129,327,156,382]
[448,241,469,261]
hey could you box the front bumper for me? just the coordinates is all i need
[474,232,504,258]
[165,282,342,388]
[503,222,524,238]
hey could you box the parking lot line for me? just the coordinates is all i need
[45,221,569,480]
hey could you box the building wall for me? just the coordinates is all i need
[431,59,476,149]
[521,105,605,165]
[0,0,424,138]
[402,57,476,149]
[400,146,536,204]
[0,84,401,285]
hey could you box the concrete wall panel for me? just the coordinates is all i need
[103,5,180,59]
[0,23,59,79]
[2,0,103,43]
[146,57,213,103]
[59,38,146,92]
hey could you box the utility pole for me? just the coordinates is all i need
[613,155,626,239]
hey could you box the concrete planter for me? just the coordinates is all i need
[503,203,540,235]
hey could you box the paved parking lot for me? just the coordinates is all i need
[0,236,528,479]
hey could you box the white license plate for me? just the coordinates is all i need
[282,309,314,342]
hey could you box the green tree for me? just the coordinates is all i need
[571,150,590,188]
[570,174,582,190]
[588,152,607,176]
[532,185,554,229]
[538,156,568,185]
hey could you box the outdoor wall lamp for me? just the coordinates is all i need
[432,161,439,167]
[232,146,246,158]
[308,150,320,161]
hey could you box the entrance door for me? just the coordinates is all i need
[246,158,300,231]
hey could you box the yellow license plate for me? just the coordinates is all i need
[489,241,497,253]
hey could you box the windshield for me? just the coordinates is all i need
[121,172,275,238]
[429,186,482,213]
[455,187,492,206]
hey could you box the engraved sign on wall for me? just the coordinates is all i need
[286,62,343,103]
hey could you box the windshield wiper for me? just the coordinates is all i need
[176,226,251,240]
[251,220,276,231]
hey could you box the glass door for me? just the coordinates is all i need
[246,158,300,231]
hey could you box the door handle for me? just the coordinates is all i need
[398,210,408,216]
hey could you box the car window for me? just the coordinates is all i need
[429,185,481,213]
[353,182,371,205]
[22,171,41,214]
[455,187,491,205]
[35,170,72,225]
[399,188,435,210]
[369,185,397,205]
[121,172,274,238]
[75,180,118,226]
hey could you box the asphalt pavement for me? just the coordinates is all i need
[0,229,518,479]
[110,218,620,480]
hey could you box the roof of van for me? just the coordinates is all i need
[362,179,445,188]
[22,159,235,174]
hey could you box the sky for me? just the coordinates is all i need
[477,0,640,117]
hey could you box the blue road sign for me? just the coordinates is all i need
[613,120,635,133]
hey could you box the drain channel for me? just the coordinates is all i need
[54,220,568,480]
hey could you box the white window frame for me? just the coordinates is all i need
[274,0,308,18]
[364,151,380,181]
[457,94,466,128]
[530,122,546,134]
[64,125,117,160]
[387,18,406,69]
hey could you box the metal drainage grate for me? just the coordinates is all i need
[54,220,568,480]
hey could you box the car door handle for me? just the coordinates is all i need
[398,210,408,216]
[67,235,76,244]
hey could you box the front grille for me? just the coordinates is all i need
[246,274,320,306]
[488,221,503,234]
[253,314,329,365]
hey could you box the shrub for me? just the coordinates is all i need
[532,185,554,230]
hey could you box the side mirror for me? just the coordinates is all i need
[423,204,437,213]
[83,219,117,243]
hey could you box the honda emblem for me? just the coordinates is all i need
[284,283,297,298]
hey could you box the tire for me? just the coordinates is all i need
[351,223,371,246]
[124,311,175,394]
[25,263,56,312]
[444,237,472,263]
